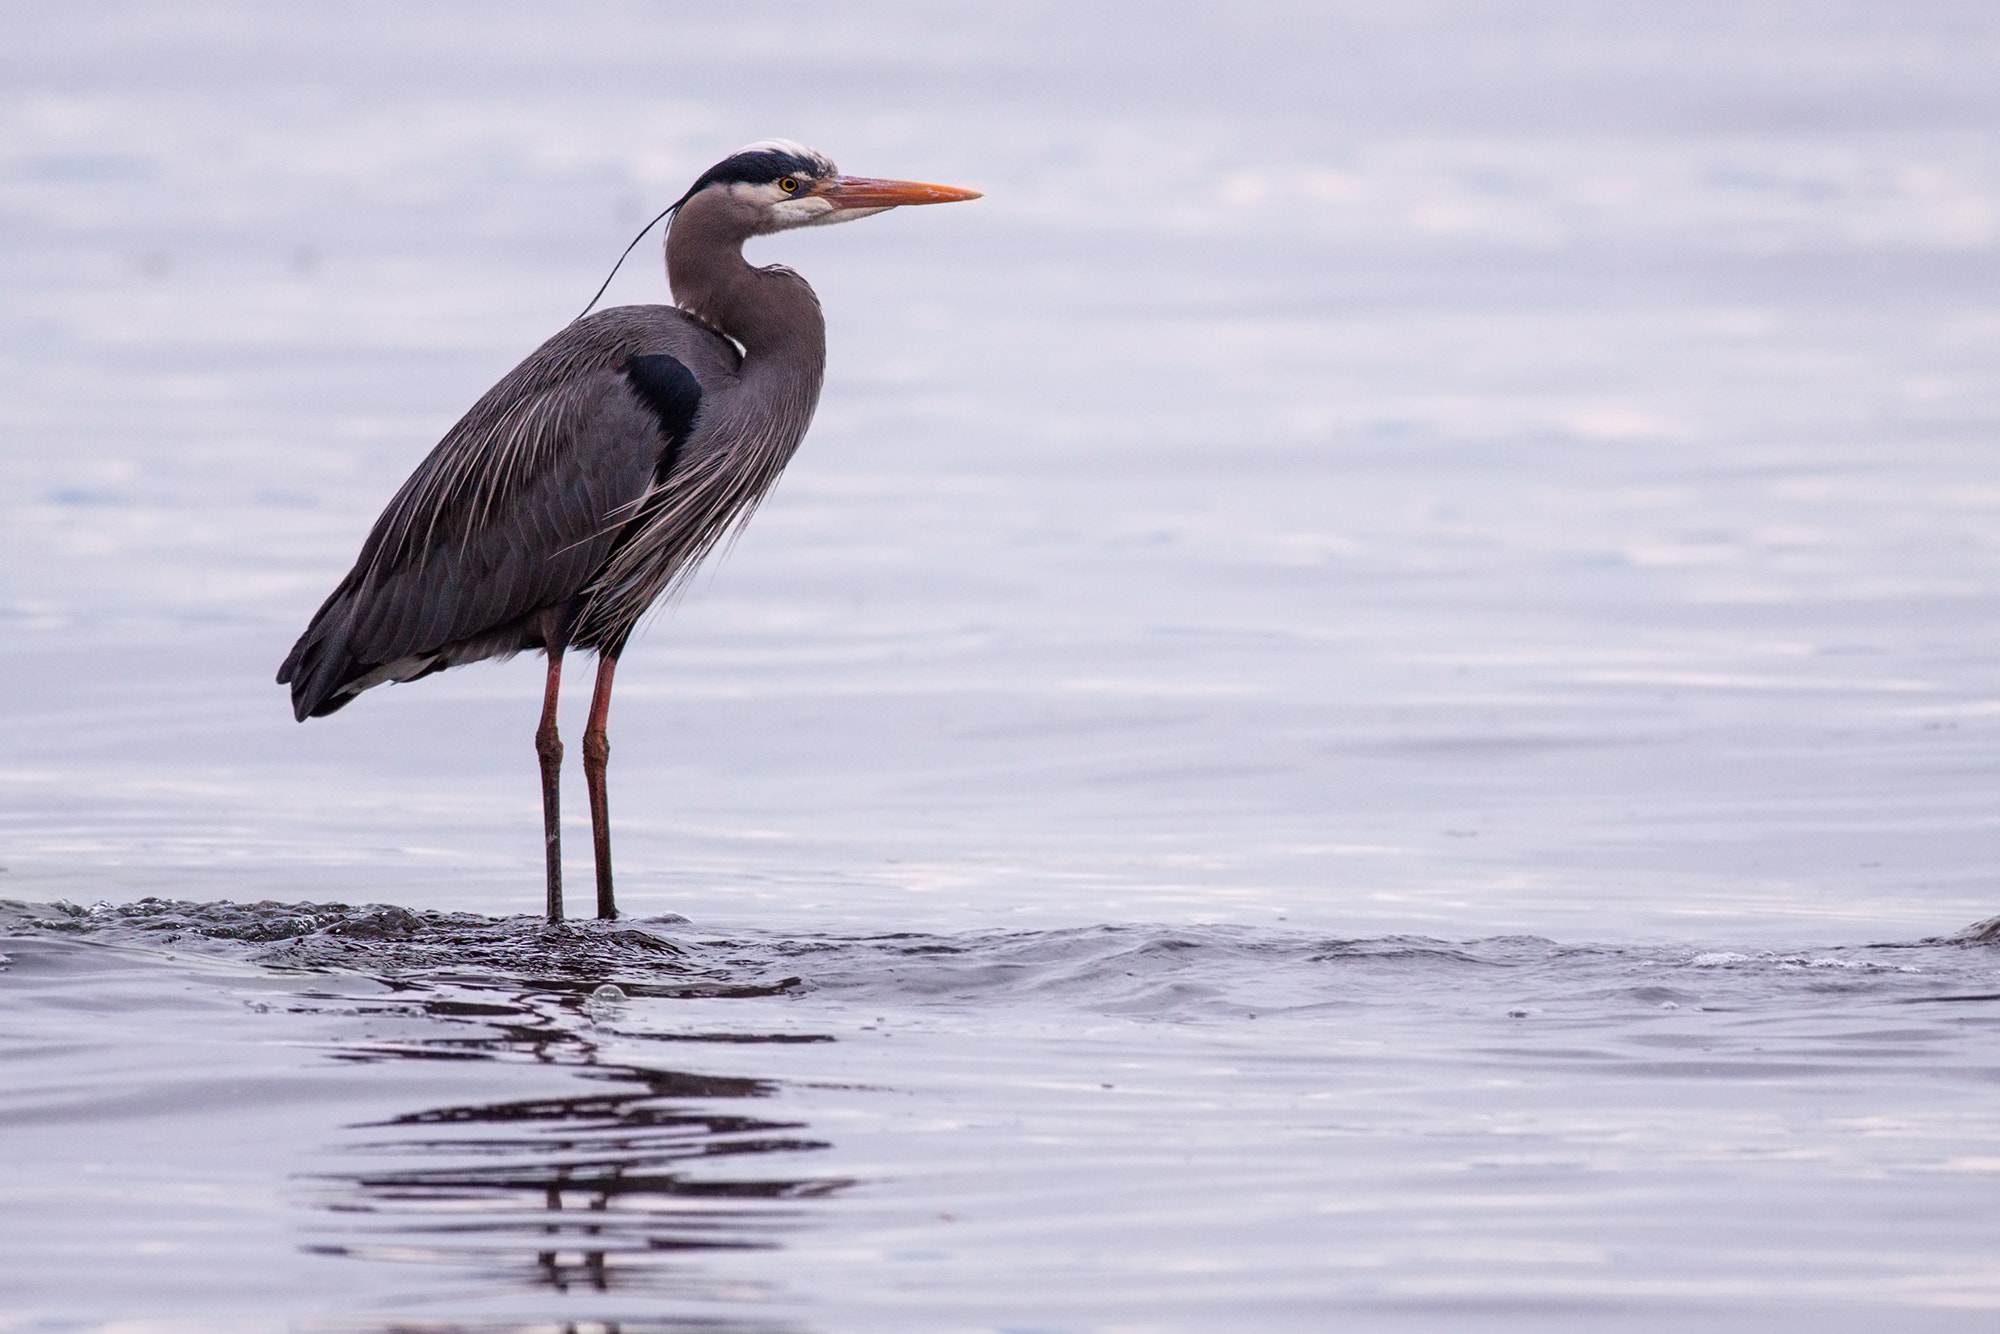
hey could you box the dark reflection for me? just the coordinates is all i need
[300,982,848,1309]
[306,1322,807,1334]
[328,981,821,1068]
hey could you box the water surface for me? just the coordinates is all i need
[8,900,2000,1331]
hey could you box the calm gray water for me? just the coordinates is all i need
[5,2,2000,1329]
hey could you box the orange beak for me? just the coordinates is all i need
[818,175,983,210]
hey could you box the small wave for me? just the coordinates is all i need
[1687,950,1920,973]
[7,897,1997,1022]
[1932,914,2000,945]
[0,896,797,998]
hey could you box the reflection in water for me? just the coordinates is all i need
[302,984,849,1304]
[306,1322,809,1334]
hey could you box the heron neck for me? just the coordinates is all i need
[665,211,827,371]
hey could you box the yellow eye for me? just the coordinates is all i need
[779,176,800,194]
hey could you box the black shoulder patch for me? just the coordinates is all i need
[624,354,703,475]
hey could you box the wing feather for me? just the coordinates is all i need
[279,306,732,720]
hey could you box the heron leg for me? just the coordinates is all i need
[583,652,619,919]
[536,625,567,924]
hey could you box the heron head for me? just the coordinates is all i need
[679,139,981,237]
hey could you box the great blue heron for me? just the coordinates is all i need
[278,140,980,923]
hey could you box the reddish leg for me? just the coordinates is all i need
[582,653,619,919]
[536,622,567,923]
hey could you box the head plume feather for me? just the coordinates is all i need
[572,140,836,324]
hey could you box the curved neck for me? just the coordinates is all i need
[666,193,826,370]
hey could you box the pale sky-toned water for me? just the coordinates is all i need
[5,3,2000,1330]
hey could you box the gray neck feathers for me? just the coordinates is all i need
[665,187,827,462]
[667,190,827,365]
[574,189,829,643]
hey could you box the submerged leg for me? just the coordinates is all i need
[583,652,619,920]
[536,623,567,923]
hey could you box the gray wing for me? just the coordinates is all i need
[279,307,731,720]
